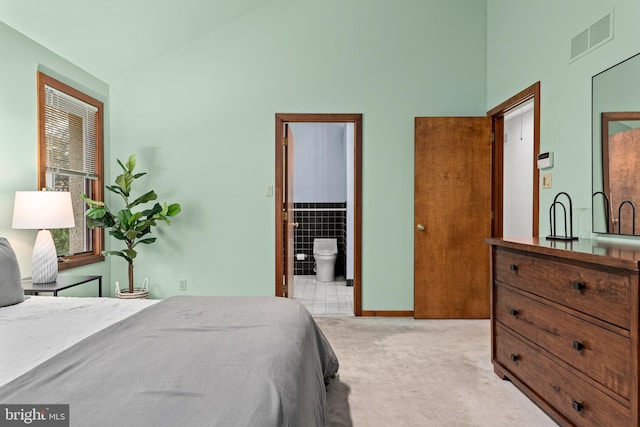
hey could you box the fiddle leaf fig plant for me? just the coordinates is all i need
[81,154,181,294]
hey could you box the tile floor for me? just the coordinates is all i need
[293,275,354,316]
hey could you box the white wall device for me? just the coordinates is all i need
[537,152,553,169]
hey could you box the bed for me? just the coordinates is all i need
[0,294,339,426]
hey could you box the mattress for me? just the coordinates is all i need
[0,295,339,427]
[0,296,157,387]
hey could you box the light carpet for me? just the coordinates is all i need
[318,317,557,426]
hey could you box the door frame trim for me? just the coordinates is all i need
[487,81,541,237]
[275,113,363,316]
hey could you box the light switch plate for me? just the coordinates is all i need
[542,173,552,189]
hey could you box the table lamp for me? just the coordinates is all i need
[12,191,75,283]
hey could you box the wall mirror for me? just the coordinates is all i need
[592,52,640,235]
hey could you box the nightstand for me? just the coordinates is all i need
[22,275,102,297]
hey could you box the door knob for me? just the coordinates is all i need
[293,222,299,228]
[416,224,425,231]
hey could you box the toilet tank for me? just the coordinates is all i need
[313,238,337,255]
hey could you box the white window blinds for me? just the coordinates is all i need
[44,84,99,179]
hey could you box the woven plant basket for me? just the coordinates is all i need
[115,278,149,299]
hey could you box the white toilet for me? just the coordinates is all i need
[313,238,338,282]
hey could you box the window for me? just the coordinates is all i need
[37,72,104,270]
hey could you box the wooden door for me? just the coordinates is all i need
[414,117,492,319]
[284,124,295,298]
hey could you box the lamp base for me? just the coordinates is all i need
[32,229,58,284]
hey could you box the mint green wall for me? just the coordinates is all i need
[109,0,487,308]
[0,22,111,296]
[5,1,639,308]
[487,0,640,239]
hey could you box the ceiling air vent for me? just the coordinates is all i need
[569,10,614,63]
[590,14,611,47]
[571,29,589,59]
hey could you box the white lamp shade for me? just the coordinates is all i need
[12,191,75,229]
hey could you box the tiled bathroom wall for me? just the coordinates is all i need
[293,202,346,276]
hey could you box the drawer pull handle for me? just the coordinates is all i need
[572,400,584,412]
[572,281,586,291]
[509,264,518,271]
[509,309,519,316]
[510,354,519,362]
[572,341,584,351]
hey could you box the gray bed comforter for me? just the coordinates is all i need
[0,296,339,427]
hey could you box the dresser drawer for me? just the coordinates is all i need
[495,324,630,427]
[494,248,631,328]
[495,284,630,399]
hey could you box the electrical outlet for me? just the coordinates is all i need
[179,279,187,291]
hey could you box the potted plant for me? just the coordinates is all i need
[81,154,181,298]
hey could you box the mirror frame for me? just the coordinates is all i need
[600,112,640,234]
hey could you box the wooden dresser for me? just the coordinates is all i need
[486,237,640,426]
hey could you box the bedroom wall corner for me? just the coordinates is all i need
[0,21,112,296]
[487,0,640,239]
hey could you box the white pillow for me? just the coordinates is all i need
[0,237,24,307]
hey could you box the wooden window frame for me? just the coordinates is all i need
[37,72,105,270]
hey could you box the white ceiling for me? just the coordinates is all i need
[0,0,271,83]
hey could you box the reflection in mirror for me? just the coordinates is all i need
[601,113,640,234]
[592,52,640,236]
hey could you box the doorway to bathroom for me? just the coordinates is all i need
[274,113,362,316]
